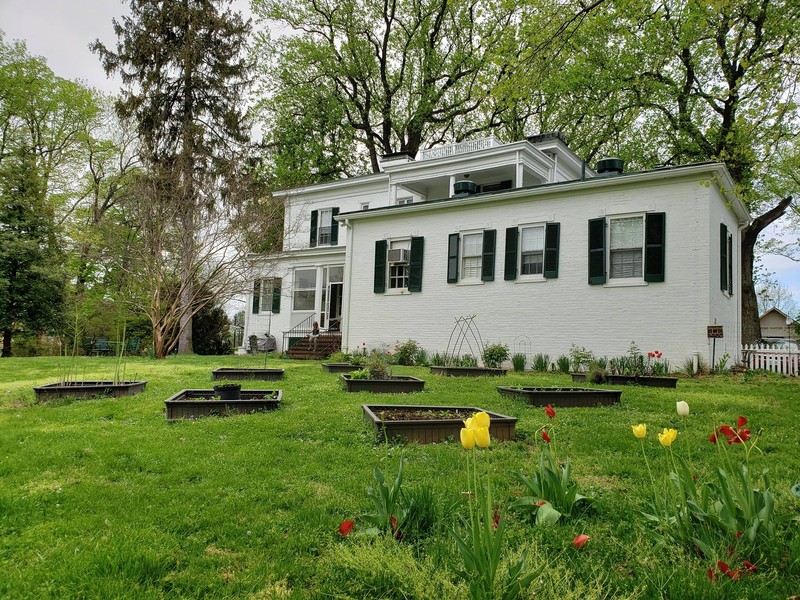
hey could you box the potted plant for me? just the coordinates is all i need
[212,383,241,400]
[322,348,367,373]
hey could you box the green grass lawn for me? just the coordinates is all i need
[0,355,798,599]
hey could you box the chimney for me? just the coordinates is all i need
[595,157,625,175]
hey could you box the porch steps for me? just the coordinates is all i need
[286,333,341,360]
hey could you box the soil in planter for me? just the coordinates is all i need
[377,408,475,421]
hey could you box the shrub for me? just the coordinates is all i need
[555,355,570,373]
[482,343,509,368]
[512,353,526,372]
[532,353,550,372]
[569,344,594,372]
[414,348,430,367]
[394,340,420,366]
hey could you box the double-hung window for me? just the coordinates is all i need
[252,277,282,314]
[293,268,316,311]
[461,233,483,280]
[503,223,559,281]
[588,213,665,284]
[309,207,339,247]
[609,216,643,279]
[447,230,496,283]
[373,237,425,293]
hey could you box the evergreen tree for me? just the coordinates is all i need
[92,0,253,354]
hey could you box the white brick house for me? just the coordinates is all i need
[243,133,750,366]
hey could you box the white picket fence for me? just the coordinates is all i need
[741,344,799,376]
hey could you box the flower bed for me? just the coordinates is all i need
[362,404,516,444]
[33,381,147,402]
[496,386,621,407]
[164,389,282,421]
[211,368,285,381]
[571,372,678,388]
[429,366,508,377]
[341,375,425,393]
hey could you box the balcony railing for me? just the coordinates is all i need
[418,136,503,161]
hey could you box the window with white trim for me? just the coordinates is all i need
[293,268,316,311]
[461,233,483,280]
[520,226,545,276]
[317,208,333,245]
[388,240,410,290]
[609,216,643,279]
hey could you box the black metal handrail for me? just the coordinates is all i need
[283,314,315,350]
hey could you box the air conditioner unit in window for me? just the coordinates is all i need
[387,248,409,263]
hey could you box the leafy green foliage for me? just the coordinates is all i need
[511,354,526,373]
[482,344,509,369]
[191,304,232,355]
[531,353,550,372]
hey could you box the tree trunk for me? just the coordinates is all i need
[740,196,793,344]
[1,329,12,357]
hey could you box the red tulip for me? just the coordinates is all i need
[719,425,735,438]
[338,520,354,537]
[709,433,717,443]
[536,499,547,506]
[390,514,398,532]
[717,560,730,575]
[737,415,747,428]
[542,429,551,444]
[707,568,717,582]
[492,510,501,529]
[743,560,757,573]
[572,534,589,548]
[545,404,556,419]
[728,568,742,581]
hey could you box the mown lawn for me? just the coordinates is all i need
[0,355,798,599]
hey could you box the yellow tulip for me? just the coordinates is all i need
[658,428,678,447]
[460,428,475,449]
[475,427,490,448]
[471,411,491,430]
[631,423,647,439]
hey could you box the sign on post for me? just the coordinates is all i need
[707,325,724,338]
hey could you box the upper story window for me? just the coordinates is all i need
[310,207,339,247]
[588,213,665,285]
[397,197,413,205]
[293,268,316,310]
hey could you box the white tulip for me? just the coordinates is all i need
[676,401,690,417]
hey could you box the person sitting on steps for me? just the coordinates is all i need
[310,321,320,350]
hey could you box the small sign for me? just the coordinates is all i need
[707,325,724,338]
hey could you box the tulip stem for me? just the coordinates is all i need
[640,439,659,512]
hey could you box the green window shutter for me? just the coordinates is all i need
[374,240,387,293]
[330,207,340,245]
[644,212,666,282]
[544,222,560,279]
[271,278,281,313]
[588,217,606,285]
[447,233,460,283]
[504,227,518,280]
[727,232,733,295]
[481,229,496,281]
[252,279,261,313]
[408,236,424,292]
[309,210,318,247]
[720,223,728,292]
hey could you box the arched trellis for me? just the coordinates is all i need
[444,315,485,365]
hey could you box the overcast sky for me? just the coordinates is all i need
[1,0,798,312]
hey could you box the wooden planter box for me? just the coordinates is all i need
[164,389,282,421]
[33,381,147,402]
[341,375,425,393]
[362,404,517,444]
[497,386,622,407]
[430,366,508,377]
[322,363,361,373]
[211,368,285,381]
[571,372,678,388]
[606,375,678,388]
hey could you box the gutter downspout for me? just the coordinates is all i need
[341,218,354,352]
[736,221,747,365]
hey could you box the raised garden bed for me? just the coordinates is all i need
[322,363,361,373]
[430,366,508,377]
[341,375,425,393]
[164,389,282,421]
[362,404,517,444]
[571,373,678,388]
[211,368,285,381]
[606,375,678,388]
[33,381,147,402]
[496,386,621,407]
